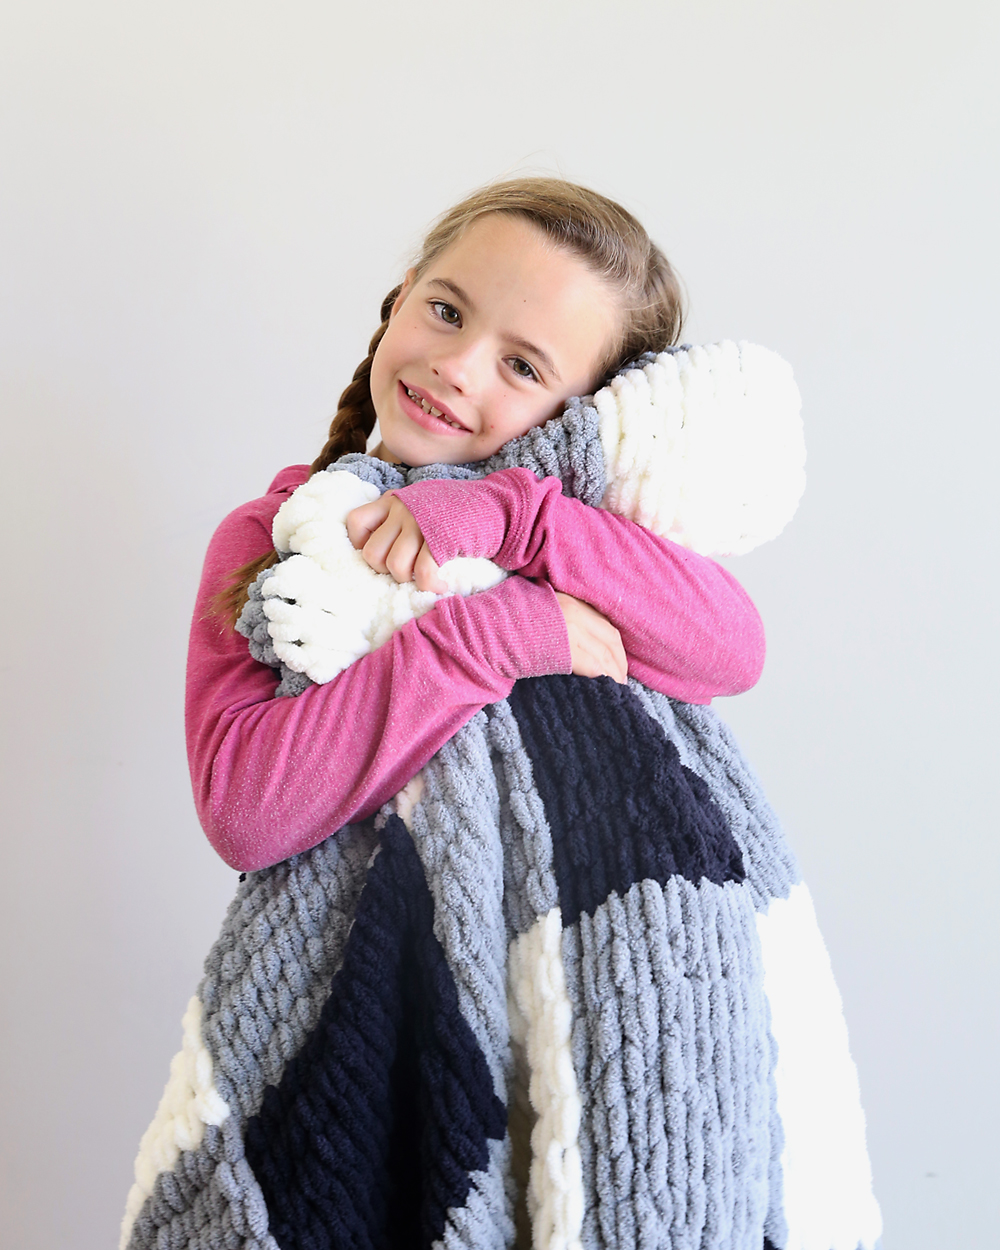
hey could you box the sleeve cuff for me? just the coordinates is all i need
[395,468,545,567]
[464,576,572,680]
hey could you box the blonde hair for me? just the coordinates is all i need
[215,178,684,624]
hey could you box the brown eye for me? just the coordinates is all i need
[509,357,538,381]
[432,301,461,326]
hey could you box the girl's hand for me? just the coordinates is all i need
[346,493,447,592]
[554,591,628,684]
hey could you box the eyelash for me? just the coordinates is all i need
[508,357,539,382]
[428,300,540,383]
[430,299,462,327]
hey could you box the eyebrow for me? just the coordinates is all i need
[427,278,562,382]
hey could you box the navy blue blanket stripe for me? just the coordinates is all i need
[506,675,745,922]
[244,816,505,1249]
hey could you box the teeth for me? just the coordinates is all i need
[406,387,464,429]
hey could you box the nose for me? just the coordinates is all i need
[429,336,487,393]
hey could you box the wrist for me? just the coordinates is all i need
[476,577,572,680]
[395,468,543,567]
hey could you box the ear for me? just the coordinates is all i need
[390,268,417,319]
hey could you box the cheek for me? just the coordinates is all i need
[373,316,423,388]
[369,339,397,408]
[489,393,560,442]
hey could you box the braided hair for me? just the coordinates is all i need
[212,288,400,625]
[310,284,401,473]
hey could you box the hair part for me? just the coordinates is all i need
[215,178,684,626]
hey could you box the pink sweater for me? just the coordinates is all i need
[187,465,765,871]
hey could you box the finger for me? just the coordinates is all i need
[361,516,405,574]
[346,495,393,549]
[384,531,425,584]
[590,638,625,683]
[601,623,628,683]
[606,637,628,684]
[564,624,607,680]
[564,613,627,683]
[413,543,446,593]
[594,632,627,684]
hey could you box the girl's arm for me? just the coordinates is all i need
[187,476,571,872]
[395,468,766,699]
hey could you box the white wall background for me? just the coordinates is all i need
[1,2,997,1246]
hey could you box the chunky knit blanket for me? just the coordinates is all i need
[122,344,882,1250]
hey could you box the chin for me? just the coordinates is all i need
[379,428,474,468]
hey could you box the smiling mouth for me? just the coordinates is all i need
[403,385,470,431]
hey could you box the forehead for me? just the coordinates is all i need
[421,214,620,376]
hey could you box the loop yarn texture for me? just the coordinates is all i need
[121,344,880,1250]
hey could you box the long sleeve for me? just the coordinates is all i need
[398,468,766,702]
[186,468,570,871]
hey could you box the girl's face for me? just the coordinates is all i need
[369,214,620,466]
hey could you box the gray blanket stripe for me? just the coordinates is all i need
[627,687,792,1242]
[434,1137,515,1250]
[408,714,511,1096]
[564,876,769,1250]
[485,698,559,937]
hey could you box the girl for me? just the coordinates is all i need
[125,178,881,1250]
[189,180,764,871]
